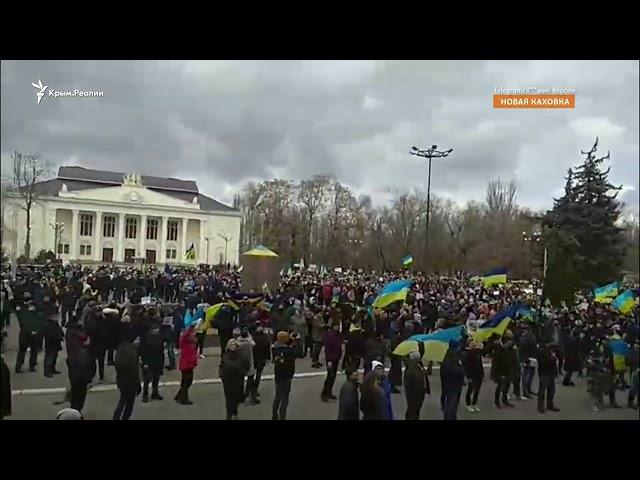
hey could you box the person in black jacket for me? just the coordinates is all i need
[271,330,302,420]
[518,324,538,397]
[103,303,121,367]
[15,295,44,373]
[440,340,465,420]
[491,334,515,409]
[220,339,249,420]
[537,342,560,414]
[113,337,141,420]
[359,367,387,420]
[66,325,96,412]
[403,350,429,420]
[140,317,165,403]
[84,305,109,383]
[462,338,484,412]
[561,329,581,386]
[337,367,360,420]
[43,313,64,377]
[248,323,270,404]
[59,285,76,327]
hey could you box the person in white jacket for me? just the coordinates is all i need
[235,326,256,404]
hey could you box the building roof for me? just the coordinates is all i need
[58,166,199,193]
[21,168,236,213]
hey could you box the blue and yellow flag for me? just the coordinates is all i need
[612,289,635,314]
[593,281,618,303]
[393,325,464,362]
[401,254,413,267]
[184,243,196,261]
[472,305,517,342]
[373,279,412,309]
[609,337,630,372]
[481,267,507,286]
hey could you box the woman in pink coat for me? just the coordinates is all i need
[174,324,198,405]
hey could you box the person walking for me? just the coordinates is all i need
[403,350,429,420]
[175,324,198,405]
[491,335,515,409]
[321,322,343,402]
[113,336,141,420]
[140,319,165,403]
[220,339,249,420]
[337,367,360,420]
[66,325,96,413]
[248,323,270,405]
[462,338,484,412]
[518,324,538,398]
[42,312,64,378]
[440,340,465,420]
[235,326,256,403]
[271,331,302,420]
[359,361,388,420]
[537,342,560,414]
[15,294,44,373]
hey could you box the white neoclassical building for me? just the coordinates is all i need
[2,166,241,266]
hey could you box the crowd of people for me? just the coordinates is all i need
[0,262,638,420]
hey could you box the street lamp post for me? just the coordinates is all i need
[218,233,232,265]
[522,230,542,279]
[204,237,210,265]
[410,144,453,263]
[50,222,64,260]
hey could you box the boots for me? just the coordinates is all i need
[547,404,560,412]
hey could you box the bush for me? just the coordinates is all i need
[33,249,56,265]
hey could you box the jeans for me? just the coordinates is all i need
[442,385,462,420]
[512,371,522,397]
[494,376,509,405]
[196,332,206,355]
[16,332,40,370]
[247,365,264,401]
[143,369,160,397]
[92,345,106,380]
[322,361,338,397]
[113,390,136,420]
[44,348,58,376]
[538,374,556,409]
[272,377,292,420]
[165,340,176,369]
[176,369,193,403]
[521,365,535,395]
[466,377,482,406]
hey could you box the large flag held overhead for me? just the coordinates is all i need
[394,325,464,362]
[593,281,619,303]
[373,279,413,308]
[481,267,507,286]
[472,305,517,342]
[612,289,636,314]
[184,243,196,261]
[401,254,414,267]
[609,336,631,372]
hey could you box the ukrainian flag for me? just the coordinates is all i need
[516,305,534,321]
[609,337,630,372]
[612,289,636,314]
[480,267,507,287]
[184,243,196,260]
[593,281,618,303]
[401,254,414,267]
[373,279,412,309]
[393,325,464,362]
[472,305,517,342]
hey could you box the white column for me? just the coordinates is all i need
[159,216,168,263]
[139,214,147,258]
[70,209,79,260]
[93,211,102,262]
[199,220,207,264]
[117,213,126,262]
[180,218,188,263]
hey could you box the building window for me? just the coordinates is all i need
[125,217,137,239]
[80,214,93,237]
[57,243,70,254]
[167,220,178,241]
[79,244,92,256]
[166,248,177,260]
[103,215,116,238]
[147,218,158,240]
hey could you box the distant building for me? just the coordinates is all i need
[2,166,241,265]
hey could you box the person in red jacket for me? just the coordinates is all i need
[174,324,198,405]
[321,322,343,402]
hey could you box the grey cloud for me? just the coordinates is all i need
[1,60,638,210]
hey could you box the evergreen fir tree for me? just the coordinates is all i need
[543,138,624,291]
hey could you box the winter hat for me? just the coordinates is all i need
[277,331,290,344]
[371,360,384,372]
[56,408,83,420]
[408,351,421,361]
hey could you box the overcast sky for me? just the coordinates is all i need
[1,60,638,213]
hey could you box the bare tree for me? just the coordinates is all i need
[10,151,50,259]
[298,175,330,263]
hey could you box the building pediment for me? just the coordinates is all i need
[59,185,200,209]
